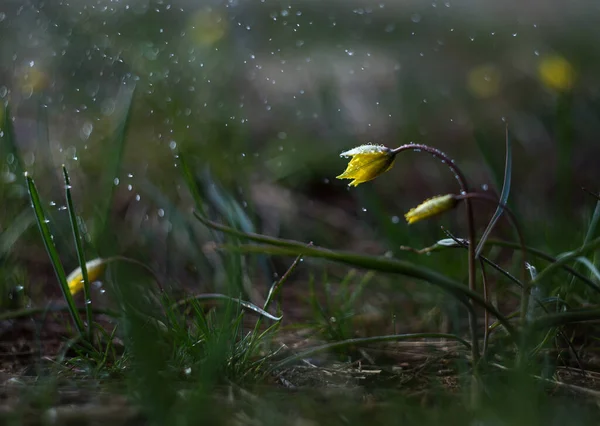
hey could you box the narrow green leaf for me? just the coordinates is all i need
[476,125,512,258]
[195,213,517,338]
[574,256,600,282]
[63,166,93,340]
[532,236,600,288]
[27,174,85,334]
[95,84,135,248]
[436,238,600,293]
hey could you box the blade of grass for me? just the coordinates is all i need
[264,250,306,312]
[568,200,600,288]
[194,214,517,338]
[63,165,93,341]
[27,174,85,335]
[476,125,512,259]
[573,257,600,282]
[531,236,600,288]
[95,84,135,250]
[422,238,600,292]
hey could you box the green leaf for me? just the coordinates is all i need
[476,125,512,258]
[63,166,94,340]
[27,174,85,334]
[195,213,517,339]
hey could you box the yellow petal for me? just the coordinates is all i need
[336,144,395,187]
[66,258,107,296]
[405,194,458,225]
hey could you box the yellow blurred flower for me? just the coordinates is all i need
[336,144,396,187]
[538,55,575,91]
[17,65,49,94]
[66,258,107,296]
[405,194,458,225]
[467,64,501,98]
[188,7,228,47]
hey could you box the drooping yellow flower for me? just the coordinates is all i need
[66,258,107,295]
[336,144,396,187]
[538,55,576,92]
[405,194,458,225]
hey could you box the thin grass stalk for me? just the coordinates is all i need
[27,175,85,335]
[480,259,491,357]
[63,166,94,342]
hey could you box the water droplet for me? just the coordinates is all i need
[361,207,367,212]
[158,208,165,217]
[80,121,93,140]
[481,184,489,191]
[391,216,400,224]
[113,178,120,185]
[169,140,177,150]
[411,13,421,23]
[0,86,7,98]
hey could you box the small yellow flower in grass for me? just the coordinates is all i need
[538,55,576,92]
[405,194,459,225]
[66,258,107,296]
[336,144,396,187]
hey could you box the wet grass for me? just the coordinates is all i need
[0,94,599,426]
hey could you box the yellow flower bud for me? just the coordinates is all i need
[336,144,396,187]
[66,258,107,295]
[405,194,458,225]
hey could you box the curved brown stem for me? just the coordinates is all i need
[391,144,479,364]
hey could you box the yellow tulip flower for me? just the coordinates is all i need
[336,144,396,187]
